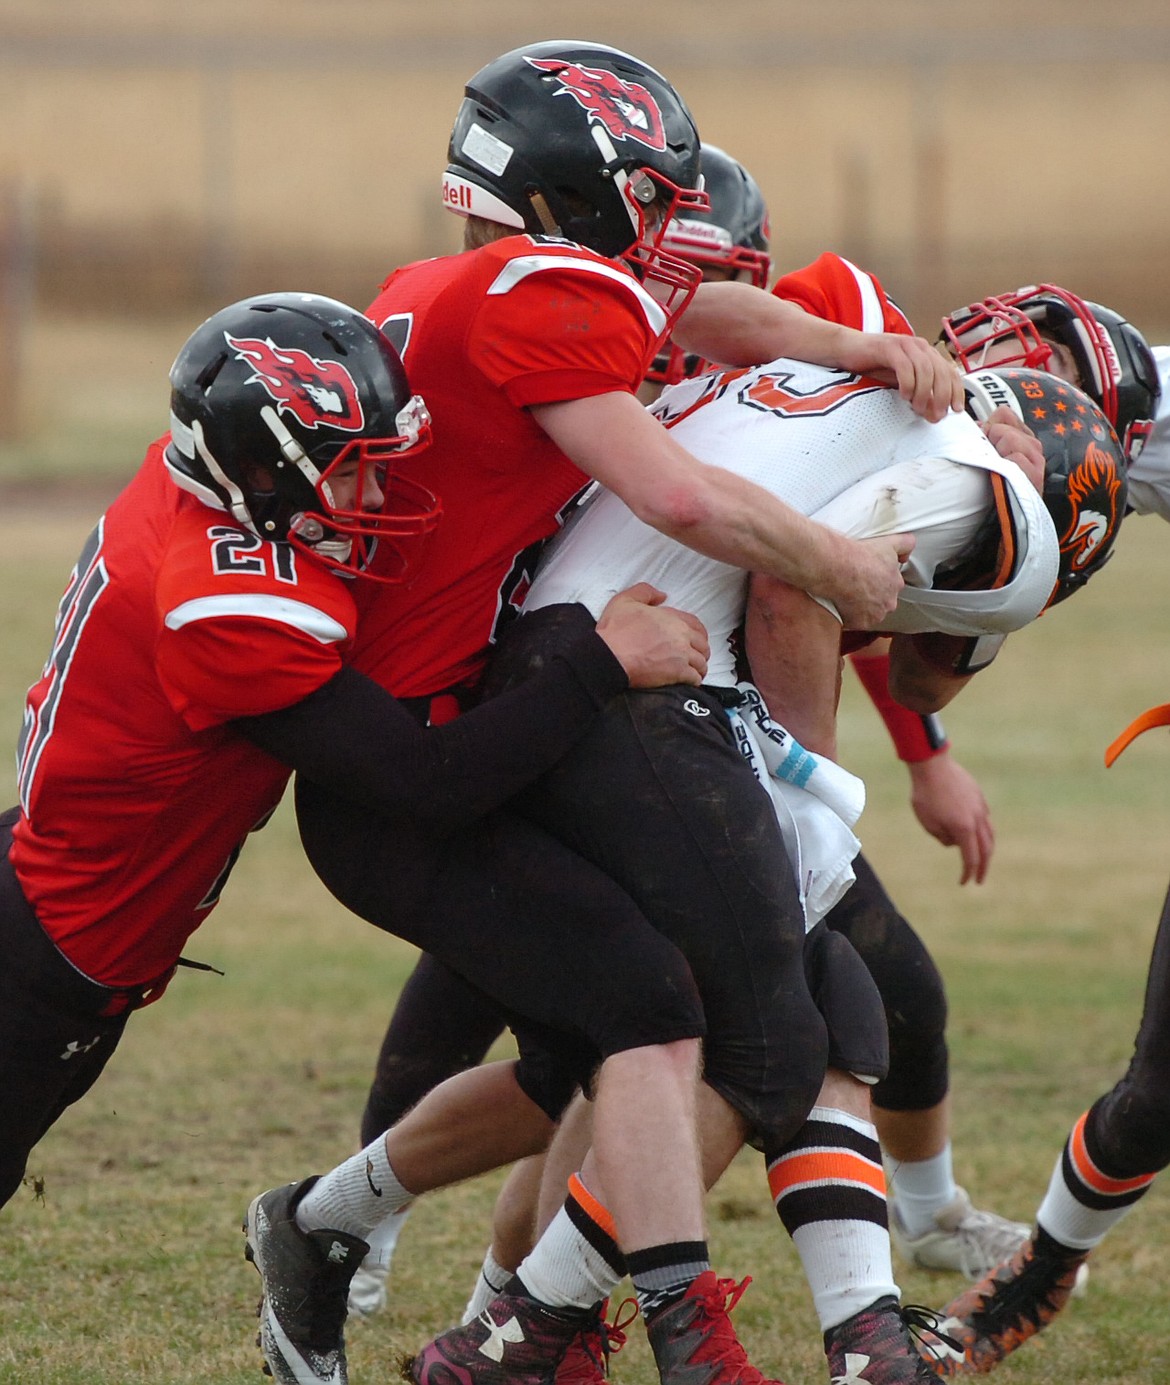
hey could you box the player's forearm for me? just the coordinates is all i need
[672,280,846,367]
[234,641,627,835]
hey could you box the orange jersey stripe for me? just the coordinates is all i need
[1069,1112,1156,1196]
[767,1150,886,1201]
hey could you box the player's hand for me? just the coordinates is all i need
[596,583,710,688]
[980,405,1045,492]
[827,532,915,630]
[908,750,995,884]
[837,333,965,423]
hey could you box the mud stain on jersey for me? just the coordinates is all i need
[871,484,902,533]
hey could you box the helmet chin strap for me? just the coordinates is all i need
[260,406,333,506]
[526,189,561,235]
[191,418,254,530]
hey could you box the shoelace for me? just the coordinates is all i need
[709,1274,752,1317]
[900,1304,962,1355]
[555,1299,641,1385]
[604,1298,640,1353]
[971,1249,1084,1329]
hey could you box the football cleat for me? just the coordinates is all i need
[554,1298,637,1385]
[244,1177,368,1385]
[888,1187,1030,1278]
[914,1233,1089,1376]
[407,1290,597,1385]
[644,1271,787,1385]
[824,1296,948,1385]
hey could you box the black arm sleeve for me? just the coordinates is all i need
[233,632,627,837]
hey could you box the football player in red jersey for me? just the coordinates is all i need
[250,40,967,1385]
[338,169,1043,1332]
[0,290,712,1224]
[343,145,781,1324]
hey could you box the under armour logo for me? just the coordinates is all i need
[683,699,710,717]
[61,1037,101,1060]
[917,1320,968,1365]
[327,1240,351,1264]
[831,1352,873,1385]
[476,1310,525,1362]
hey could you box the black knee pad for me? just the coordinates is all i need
[804,923,890,1082]
[826,856,949,1110]
[732,926,888,1152]
[512,1025,599,1123]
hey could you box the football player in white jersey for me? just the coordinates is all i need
[415,359,1122,1385]
[763,265,1161,1285]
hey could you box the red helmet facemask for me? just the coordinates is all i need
[941,285,1122,436]
[615,163,710,325]
[282,395,441,582]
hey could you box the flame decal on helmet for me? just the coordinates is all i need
[225,333,365,432]
[1062,439,1123,571]
[525,56,667,152]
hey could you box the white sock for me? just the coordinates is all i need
[461,1246,513,1325]
[516,1203,622,1310]
[771,1107,899,1332]
[1036,1116,1155,1252]
[361,1202,413,1269]
[296,1137,414,1239]
[885,1143,956,1239]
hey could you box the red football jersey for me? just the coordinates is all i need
[354,235,669,698]
[11,441,357,986]
[773,252,916,337]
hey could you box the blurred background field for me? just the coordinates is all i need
[3,0,1170,469]
[3,3,1170,1382]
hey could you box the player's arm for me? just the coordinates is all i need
[851,640,994,884]
[742,573,844,761]
[531,390,914,632]
[234,585,708,837]
[671,280,964,422]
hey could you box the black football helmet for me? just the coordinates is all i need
[648,143,772,385]
[942,285,1160,463]
[165,293,438,581]
[963,367,1128,607]
[443,40,708,318]
[660,144,771,287]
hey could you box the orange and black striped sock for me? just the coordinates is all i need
[767,1106,898,1331]
[1036,1107,1157,1251]
[515,1173,624,1310]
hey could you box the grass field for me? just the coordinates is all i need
[0,486,1168,1385]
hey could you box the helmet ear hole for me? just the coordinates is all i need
[241,462,276,495]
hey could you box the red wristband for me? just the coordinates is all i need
[850,650,949,763]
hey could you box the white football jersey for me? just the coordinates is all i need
[1126,343,1170,523]
[525,358,1058,684]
